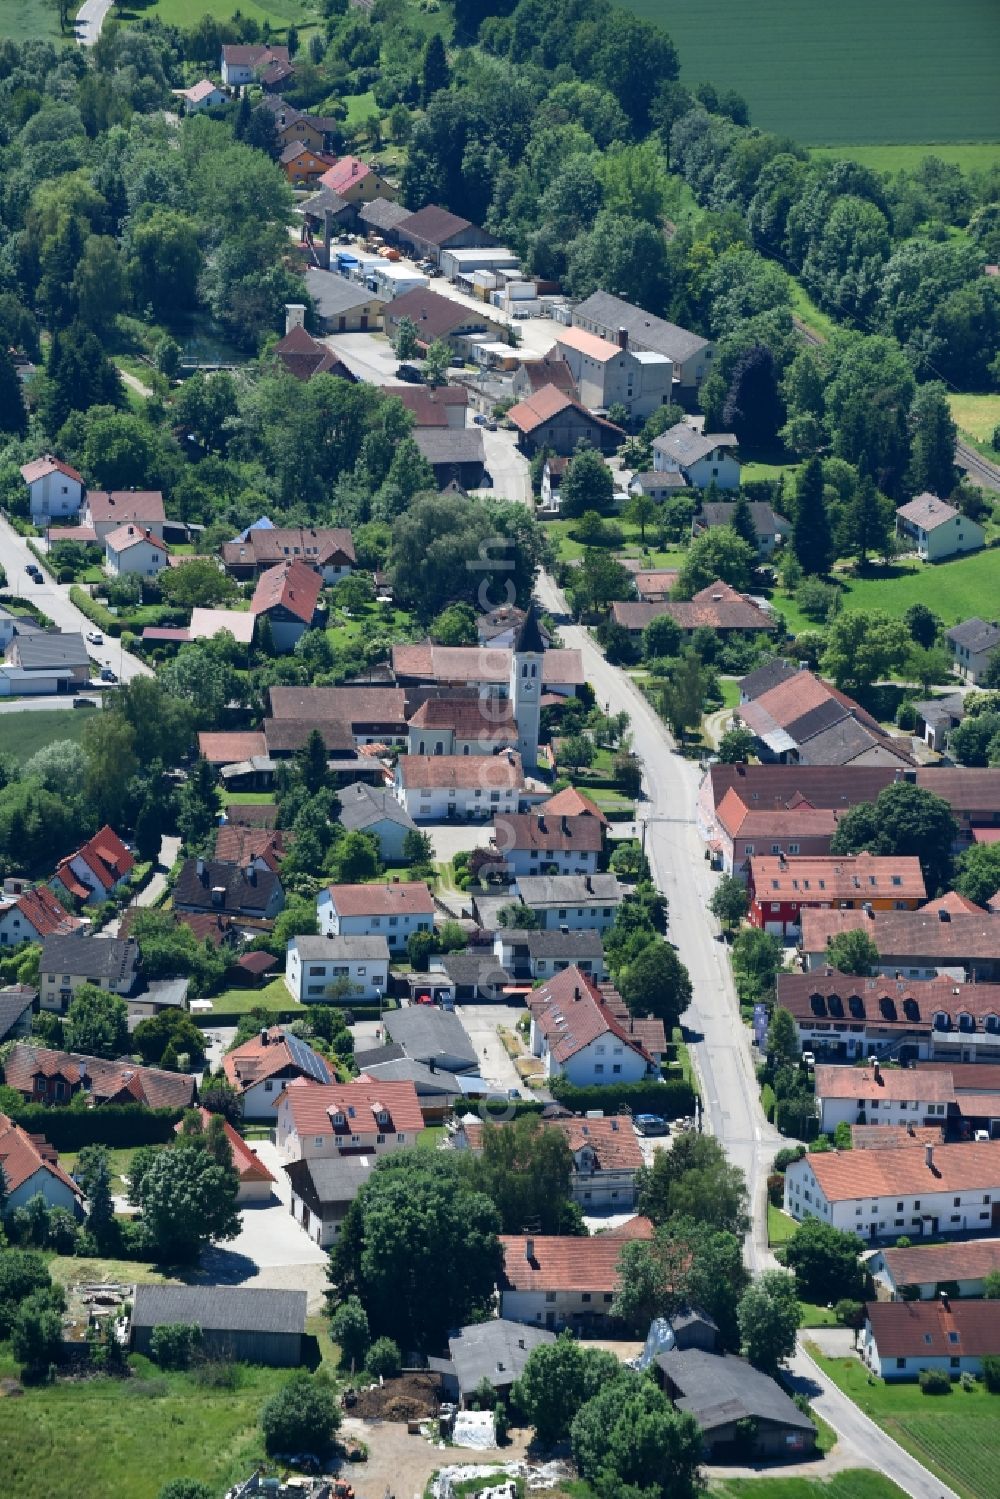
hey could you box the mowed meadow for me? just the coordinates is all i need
[629,0,1000,144]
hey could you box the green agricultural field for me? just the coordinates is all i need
[0,0,66,42]
[627,0,1000,145]
[715,1475,908,1499]
[776,548,1000,638]
[0,1348,288,1499]
[811,143,1000,175]
[949,393,1000,454]
[137,0,315,33]
[812,1346,1000,1499]
[0,706,97,764]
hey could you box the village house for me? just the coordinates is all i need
[553,325,673,420]
[20,455,84,521]
[571,291,714,391]
[492,927,607,983]
[393,384,469,431]
[172,858,284,924]
[222,1026,333,1122]
[394,751,527,821]
[336,781,416,860]
[799,906,1000,982]
[655,1348,816,1459]
[783,1138,1000,1241]
[527,965,658,1086]
[813,1060,954,1134]
[0,986,37,1044]
[947,619,1000,685]
[173,78,225,111]
[177,1109,275,1204]
[412,427,487,490]
[0,1112,82,1218]
[284,935,390,1005]
[508,873,624,934]
[52,825,135,907]
[260,96,337,152]
[869,1239,1000,1301]
[406,696,518,758]
[104,524,169,578]
[269,684,409,745]
[498,1223,653,1330]
[131,1286,305,1368]
[222,524,355,584]
[0,882,83,946]
[776,970,1000,1065]
[395,204,496,265]
[432,1321,556,1408]
[38,934,140,1014]
[491,812,603,879]
[710,789,842,876]
[692,500,790,557]
[506,384,624,457]
[896,493,984,562]
[220,43,291,88]
[250,558,323,652]
[316,881,435,952]
[612,581,776,642]
[214,824,285,875]
[81,490,166,542]
[628,471,688,503]
[735,668,913,768]
[2,631,90,696]
[272,316,356,383]
[653,425,739,489]
[633,570,679,602]
[511,353,579,405]
[276,1076,423,1162]
[2,1042,195,1110]
[455,1113,644,1211]
[317,155,398,206]
[537,786,610,826]
[746,851,926,939]
[303,267,385,334]
[382,286,506,355]
[279,141,337,186]
[860,1298,1000,1381]
[382,1005,479,1075]
[283,1154,377,1247]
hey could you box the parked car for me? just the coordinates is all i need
[396,363,425,383]
[25,563,42,581]
[99,666,118,683]
[73,697,96,709]
[86,629,103,645]
[634,1114,669,1137]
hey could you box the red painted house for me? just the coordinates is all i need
[747,852,926,939]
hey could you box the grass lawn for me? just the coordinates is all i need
[417,1125,446,1149]
[0,1348,287,1499]
[342,90,378,128]
[544,518,686,568]
[811,143,1000,175]
[0,707,97,764]
[0,0,65,40]
[137,0,315,35]
[767,1202,797,1247]
[718,677,741,710]
[775,548,1000,637]
[810,1345,1000,1499]
[326,602,416,653]
[788,282,837,344]
[221,791,276,806]
[713,1475,909,1499]
[46,1254,173,1289]
[195,975,294,1019]
[798,1301,838,1328]
[59,1149,138,1196]
[948,393,1000,454]
[627,0,1000,144]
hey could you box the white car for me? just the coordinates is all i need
[86,630,104,646]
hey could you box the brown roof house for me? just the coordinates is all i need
[223,524,354,584]
[527,965,658,1088]
[383,286,506,355]
[506,384,623,456]
[799,906,1000,982]
[693,501,790,558]
[272,317,357,384]
[498,1226,652,1330]
[3,1041,195,1111]
[222,1025,332,1121]
[395,205,496,264]
[250,558,323,652]
[861,1297,1000,1381]
[736,669,913,768]
[173,858,284,926]
[317,880,435,953]
[394,749,528,821]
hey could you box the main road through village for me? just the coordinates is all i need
[533,569,958,1499]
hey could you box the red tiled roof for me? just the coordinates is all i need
[198,732,268,764]
[750,852,925,904]
[251,558,322,624]
[237,950,278,976]
[538,787,609,827]
[318,156,373,195]
[878,1238,1000,1287]
[269,685,407,726]
[397,752,524,791]
[507,384,623,436]
[528,966,651,1065]
[175,911,237,946]
[800,907,1000,961]
[86,491,165,526]
[393,386,469,427]
[777,971,1000,1032]
[408,697,516,738]
[600,1215,656,1240]
[223,1027,334,1095]
[801,1140,1000,1202]
[283,1077,424,1138]
[325,881,435,917]
[392,642,585,687]
[0,1112,81,1198]
[499,1233,632,1293]
[866,1298,1000,1359]
[21,455,83,485]
[2,884,83,939]
[634,570,678,601]
[716,787,840,841]
[176,1108,275,1183]
[923,891,984,916]
[54,825,134,898]
[493,812,603,854]
[105,524,168,555]
[815,1064,954,1103]
[460,1116,643,1172]
[214,825,285,872]
[2,1043,195,1111]
[851,1125,943,1150]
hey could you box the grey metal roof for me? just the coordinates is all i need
[304,267,381,318]
[572,291,710,364]
[353,1042,406,1069]
[14,631,89,670]
[40,935,139,987]
[947,618,1000,655]
[285,1154,375,1207]
[438,951,509,988]
[132,1285,306,1335]
[291,934,390,961]
[656,1348,815,1433]
[338,782,416,834]
[138,978,189,1008]
[412,428,486,466]
[652,425,737,468]
[448,1319,556,1395]
[737,658,798,702]
[0,986,35,1040]
[359,1056,463,1092]
[383,1005,478,1070]
[515,874,623,907]
[358,199,412,231]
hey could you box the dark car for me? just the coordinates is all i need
[396,363,425,383]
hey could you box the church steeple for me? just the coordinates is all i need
[511,603,543,771]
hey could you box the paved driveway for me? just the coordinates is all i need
[425,820,496,862]
[456,1002,528,1099]
[321,330,403,385]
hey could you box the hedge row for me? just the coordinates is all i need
[188,1001,398,1029]
[549,1077,696,1118]
[26,539,56,579]
[70,586,122,637]
[9,1103,185,1149]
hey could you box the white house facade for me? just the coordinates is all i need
[285,935,390,1003]
[104,525,169,578]
[316,882,435,954]
[21,456,84,521]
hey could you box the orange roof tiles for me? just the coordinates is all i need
[283,1077,424,1138]
[750,852,925,904]
[324,881,435,917]
[198,732,268,764]
[0,1112,81,1198]
[251,558,322,624]
[538,787,609,826]
[500,1233,632,1293]
[397,752,524,790]
[800,1140,1000,1202]
[223,1028,333,1095]
[815,1064,954,1103]
[177,1109,275,1183]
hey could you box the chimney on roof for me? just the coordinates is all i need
[873,1060,882,1085]
[940,1289,950,1310]
[196,858,206,883]
[907,1122,915,1136]
[260,1029,269,1045]
[285,303,306,336]
[584,876,592,893]
[246,864,257,886]
[617,326,628,350]
[939,909,951,922]
[525,1237,535,1263]
[518,1337,525,1350]
[574,986,581,1001]
[925,1143,934,1169]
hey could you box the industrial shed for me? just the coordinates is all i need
[130,1285,306,1367]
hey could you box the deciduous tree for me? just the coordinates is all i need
[738,1270,800,1373]
[64,984,129,1059]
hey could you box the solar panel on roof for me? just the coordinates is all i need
[281,1029,328,1084]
